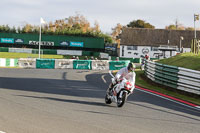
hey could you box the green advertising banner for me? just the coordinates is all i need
[109,60,130,70]
[73,60,92,70]
[36,59,55,69]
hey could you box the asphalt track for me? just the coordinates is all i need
[0,68,199,133]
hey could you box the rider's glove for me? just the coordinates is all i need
[112,78,116,84]
[116,78,121,82]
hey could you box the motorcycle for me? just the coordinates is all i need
[105,71,134,107]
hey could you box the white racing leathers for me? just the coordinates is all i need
[114,67,136,94]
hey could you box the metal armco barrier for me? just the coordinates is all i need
[145,60,200,95]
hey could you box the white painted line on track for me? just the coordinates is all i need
[135,88,200,111]
[102,75,107,83]
[0,131,6,133]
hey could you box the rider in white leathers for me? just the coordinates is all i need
[111,63,136,96]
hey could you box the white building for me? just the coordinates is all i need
[119,28,193,59]
[120,45,190,59]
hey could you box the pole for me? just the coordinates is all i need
[39,18,42,59]
[194,14,197,39]
[180,38,181,52]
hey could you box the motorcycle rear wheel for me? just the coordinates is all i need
[105,88,112,104]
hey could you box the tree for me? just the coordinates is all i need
[10,26,16,33]
[0,13,113,44]
[92,21,100,33]
[165,19,186,30]
[165,24,176,30]
[2,25,11,32]
[165,24,185,30]
[127,19,155,29]
[185,27,194,31]
[17,26,22,33]
[111,23,123,47]
[22,24,33,33]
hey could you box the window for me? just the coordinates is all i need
[128,52,131,54]
[127,46,137,50]
[151,47,158,51]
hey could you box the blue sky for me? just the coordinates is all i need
[1,0,200,33]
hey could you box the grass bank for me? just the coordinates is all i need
[157,52,200,71]
[135,69,200,105]
[0,52,64,59]
[0,52,99,60]
[138,52,200,105]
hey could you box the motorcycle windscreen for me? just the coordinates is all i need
[124,72,136,86]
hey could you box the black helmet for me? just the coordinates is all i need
[127,62,136,72]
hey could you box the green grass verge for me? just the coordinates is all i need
[0,52,99,60]
[135,69,200,105]
[0,52,64,59]
[157,52,200,71]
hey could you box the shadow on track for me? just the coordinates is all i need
[15,95,108,107]
[0,69,199,119]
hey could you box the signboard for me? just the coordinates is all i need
[109,60,130,70]
[105,46,116,51]
[100,53,109,59]
[1,38,14,43]
[29,41,54,46]
[55,59,73,69]
[57,50,82,55]
[70,42,84,47]
[15,39,24,44]
[36,59,55,69]
[92,60,109,70]
[142,48,149,55]
[73,60,91,70]
[60,41,69,46]
[18,58,36,68]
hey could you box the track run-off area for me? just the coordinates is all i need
[0,69,199,133]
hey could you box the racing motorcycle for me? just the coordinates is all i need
[105,71,134,107]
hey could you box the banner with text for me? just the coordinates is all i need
[109,60,130,70]
[9,48,32,53]
[92,60,109,70]
[36,59,55,69]
[18,58,36,68]
[57,50,82,55]
[0,58,18,67]
[29,41,54,46]
[100,53,109,59]
[1,38,14,43]
[69,42,84,47]
[55,59,74,69]
[73,60,92,70]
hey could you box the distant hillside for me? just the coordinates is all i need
[156,52,200,71]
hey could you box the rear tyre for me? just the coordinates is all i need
[105,88,112,104]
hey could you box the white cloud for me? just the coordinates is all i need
[1,0,200,33]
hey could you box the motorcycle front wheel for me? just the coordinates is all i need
[117,91,127,107]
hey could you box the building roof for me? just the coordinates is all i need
[119,28,199,48]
